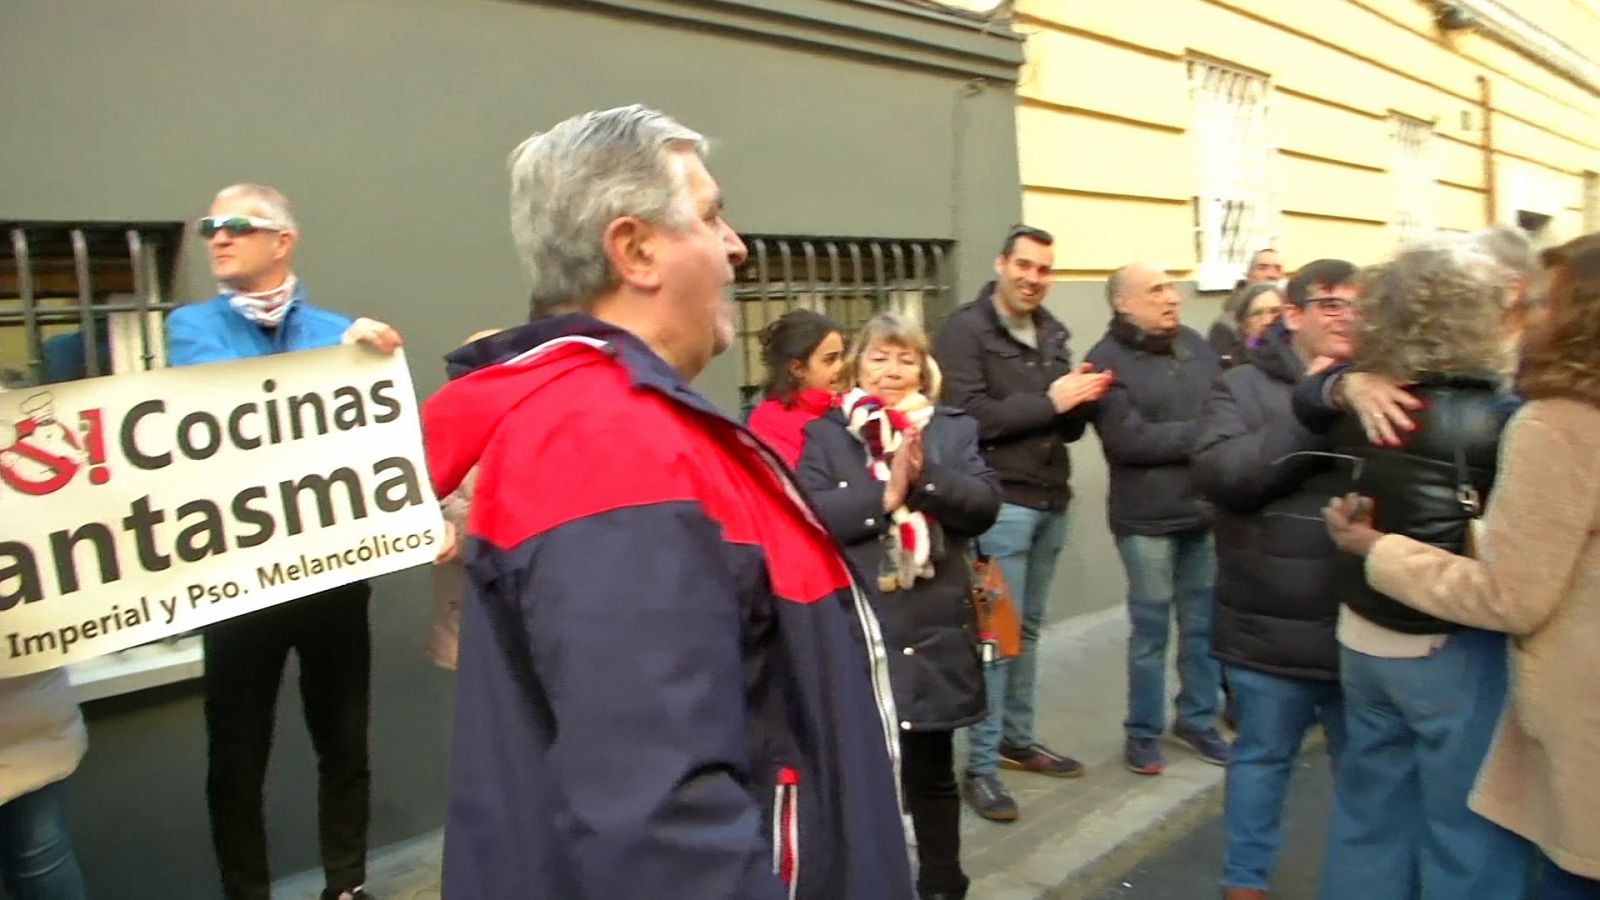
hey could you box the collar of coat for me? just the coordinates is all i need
[1108,313,1179,355]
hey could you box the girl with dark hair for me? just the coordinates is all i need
[747,309,845,466]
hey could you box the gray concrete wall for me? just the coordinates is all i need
[1,0,1023,410]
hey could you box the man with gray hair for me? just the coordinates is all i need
[423,105,914,899]
[166,182,402,900]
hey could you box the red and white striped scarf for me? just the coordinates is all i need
[839,388,938,592]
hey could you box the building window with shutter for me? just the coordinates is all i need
[1391,114,1436,247]
[1188,58,1272,292]
[733,236,953,414]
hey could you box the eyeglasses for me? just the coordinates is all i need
[1304,296,1356,314]
[196,215,285,238]
[1247,305,1285,320]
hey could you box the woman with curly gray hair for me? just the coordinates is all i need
[1310,239,1535,900]
[1327,232,1600,898]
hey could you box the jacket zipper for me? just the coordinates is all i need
[772,766,800,899]
[734,429,913,866]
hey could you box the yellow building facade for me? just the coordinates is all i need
[1014,0,1600,288]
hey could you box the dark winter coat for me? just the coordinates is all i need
[422,315,914,900]
[1192,331,1347,680]
[1085,317,1222,536]
[1331,374,1516,633]
[797,407,1000,731]
[1293,368,1520,633]
[932,282,1092,511]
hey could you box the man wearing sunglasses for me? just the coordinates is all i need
[1192,258,1357,900]
[166,182,400,900]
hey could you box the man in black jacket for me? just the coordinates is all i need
[933,225,1112,822]
[1086,262,1228,776]
[1192,258,1358,899]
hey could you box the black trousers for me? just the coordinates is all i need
[900,729,968,897]
[202,581,372,900]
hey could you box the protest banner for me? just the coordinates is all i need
[0,344,443,676]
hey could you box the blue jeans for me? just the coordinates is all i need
[1318,628,1534,900]
[965,503,1069,776]
[1115,530,1220,739]
[0,779,88,900]
[1542,855,1600,899]
[1221,665,1345,891]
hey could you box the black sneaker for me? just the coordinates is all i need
[1124,736,1167,775]
[960,772,1018,822]
[321,888,377,900]
[998,742,1086,778]
[1173,721,1232,765]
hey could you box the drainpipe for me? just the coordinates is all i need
[1478,74,1496,225]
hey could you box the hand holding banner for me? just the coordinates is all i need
[0,344,443,676]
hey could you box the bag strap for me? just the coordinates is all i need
[1446,392,1482,516]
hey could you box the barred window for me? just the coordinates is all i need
[3,221,189,700]
[1391,114,1436,246]
[1188,58,1273,291]
[734,237,953,414]
[2,222,182,389]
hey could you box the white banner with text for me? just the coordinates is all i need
[1,345,443,676]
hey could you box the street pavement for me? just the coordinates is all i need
[1092,753,1334,900]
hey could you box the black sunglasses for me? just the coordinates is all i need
[196,215,285,238]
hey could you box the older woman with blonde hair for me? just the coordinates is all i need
[1310,239,1535,900]
[797,312,1000,900]
[1328,231,1600,898]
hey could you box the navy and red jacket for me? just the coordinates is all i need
[422,314,915,900]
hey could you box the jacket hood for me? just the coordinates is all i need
[423,314,637,498]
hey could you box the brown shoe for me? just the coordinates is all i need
[998,742,1085,778]
[1222,888,1269,900]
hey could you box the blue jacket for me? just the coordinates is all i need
[166,286,351,366]
[422,315,914,900]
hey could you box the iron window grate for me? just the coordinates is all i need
[1391,114,1436,247]
[734,236,954,415]
[2,221,183,387]
[1188,58,1274,291]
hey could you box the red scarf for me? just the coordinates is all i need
[747,388,836,467]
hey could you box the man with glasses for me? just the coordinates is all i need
[1087,263,1228,777]
[1192,258,1357,900]
[933,225,1113,822]
[167,182,400,900]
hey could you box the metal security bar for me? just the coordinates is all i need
[1188,59,1273,291]
[1,221,183,388]
[734,236,954,413]
[1391,114,1436,247]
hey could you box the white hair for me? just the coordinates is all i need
[508,105,707,316]
[1468,224,1536,279]
[213,183,298,232]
